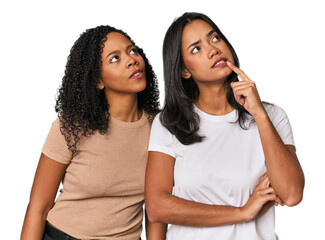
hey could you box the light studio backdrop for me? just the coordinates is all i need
[1,0,324,239]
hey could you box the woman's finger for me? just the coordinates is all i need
[231,81,253,87]
[260,174,268,182]
[232,91,245,105]
[274,196,285,206]
[257,175,270,189]
[231,83,254,93]
[227,61,251,82]
[258,187,275,195]
[262,193,277,202]
[233,89,249,101]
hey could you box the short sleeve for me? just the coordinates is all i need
[264,103,295,147]
[42,118,72,164]
[148,113,176,158]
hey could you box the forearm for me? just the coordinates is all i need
[255,113,304,205]
[145,210,167,240]
[146,194,246,227]
[20,204,48,240]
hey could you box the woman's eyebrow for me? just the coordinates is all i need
[187,40,201,50]
[187,30,217,50]
[106,45,134,59]
[126,44,134,51]
[106,50,119,59]
[207,29,216,36]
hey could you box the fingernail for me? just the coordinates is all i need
[227,61,232,66]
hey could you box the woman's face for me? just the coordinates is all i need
[99,32,146,95]
[181,19,234,83]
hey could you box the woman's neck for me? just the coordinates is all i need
[195,82,234,116]
[105,92,141,122]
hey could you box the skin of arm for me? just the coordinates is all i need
[145,209,168,240]
[255,115,304,206]
[145,151,280,226]
[228,61,305,206]
[20,153,68,240]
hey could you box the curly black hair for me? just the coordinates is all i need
[55,25,160,156]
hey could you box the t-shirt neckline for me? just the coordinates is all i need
[110,111,148,128]
[194,104,237,122]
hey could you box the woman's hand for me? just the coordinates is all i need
[241,174,284,221]
[227,61,266,121]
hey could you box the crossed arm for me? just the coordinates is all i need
[146,152,249,226]
[145,143,303,239]
[145,149,291,240]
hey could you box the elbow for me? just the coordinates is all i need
[145,200,161,223]
[284,195,303,207]
[27,199,53,217]
[283,190,304,207]
[145,195,167,223]
[281,176,305,207]
[146,207,158,223]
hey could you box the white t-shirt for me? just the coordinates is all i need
[148,103,295,240]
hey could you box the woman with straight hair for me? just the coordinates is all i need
[145,12,304,240]
[21,25,160,240]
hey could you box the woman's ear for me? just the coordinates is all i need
[181,68,192,79]
[98,80,104,90]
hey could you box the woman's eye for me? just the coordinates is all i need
[130,48,138,55]
[191,46,200,54]
[110,55,119,63]
[212,35,220,42]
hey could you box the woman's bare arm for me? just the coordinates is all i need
[145,151,280,226]
[228,61,304,206]
[255,116,304,206]
[21,153,68,240]
[145,209,167,240]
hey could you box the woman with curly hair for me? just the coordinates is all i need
[145,12,304,239]
[21,25,159,240]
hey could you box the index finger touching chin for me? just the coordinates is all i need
[226,61,241,72]
[227,61,250,82]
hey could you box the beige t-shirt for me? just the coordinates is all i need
[42,113,151,240]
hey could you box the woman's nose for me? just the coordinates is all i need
[126,56,139,68]
[208,46,221,59]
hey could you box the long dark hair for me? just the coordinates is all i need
[55,25,160,156]
[161,12,251,145]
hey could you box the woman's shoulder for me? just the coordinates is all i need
[150,112,174,135]
[48,116,61,132]
[151,112,163,128]
[42,116,72,164]
[263,102,286,115]
[262,102,289,124]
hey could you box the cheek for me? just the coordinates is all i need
[220,42,234,62]
[138,56,146,69]
[101,66,122,87]
[184,57,204,75]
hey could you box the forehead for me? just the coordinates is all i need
[182,20,214,43]
[102,32,133,51]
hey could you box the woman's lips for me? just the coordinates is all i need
[130,69,144,79]
[211,57,228,68]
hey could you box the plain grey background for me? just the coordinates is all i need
[1,0,324,239]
